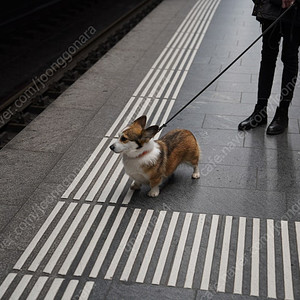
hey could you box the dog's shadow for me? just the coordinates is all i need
[130,166,200,204]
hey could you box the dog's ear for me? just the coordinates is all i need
[133,115,147,128]
[143,125,159,139]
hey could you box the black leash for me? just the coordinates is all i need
[158,2,296,132]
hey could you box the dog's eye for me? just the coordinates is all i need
[120,136,127,142]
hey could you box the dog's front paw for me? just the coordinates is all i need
[192,172,200,179]
[148,186,160,197]
[192,166,200,179]
[131,181,141,190]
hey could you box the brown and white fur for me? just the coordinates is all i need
[110,115,200,197]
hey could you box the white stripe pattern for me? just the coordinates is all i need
[217,215,232,292]
[2,207,300,299]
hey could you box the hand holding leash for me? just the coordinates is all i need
[282,0,295,8]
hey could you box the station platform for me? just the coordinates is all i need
[1,0,300,299]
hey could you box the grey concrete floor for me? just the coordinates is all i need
[1,0,300,299]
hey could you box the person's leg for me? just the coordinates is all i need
[239,20,281,130]
[267,22,300,134]
[258,20,282,103]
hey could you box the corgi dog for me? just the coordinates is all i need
[110,115,200,197]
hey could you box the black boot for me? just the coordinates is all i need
[238,104,268,130]
[266,107,288,135]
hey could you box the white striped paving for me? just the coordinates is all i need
[79,281,95,300]
[0,273,17,299]
[217,216,233,292]
[61,139,107,199]
[109,173,130,204]
[89,207,127,278]
[85,152,119,201]
[184,214,206,288]
[152,212,180,285]
[136,211,167,283]
[120,210,154,281]
[74,205,114,276]
[73,145,111,201]
[200,215,219,290]
[164,70,181,99]
[0,273,17,300]
[43,204,89,274]
[9,274,32,300]
[112,97,147,137]
[267,219,277,299]
[104,208,141,280]
[168,213,193,286]
[295,222,300,274]
[44,278,64,300]
[3,209,300,299]
[59,0,220,204]
[140,69,161,98]
[172,70,188,99]
[14,201,65,270]
[122,187,135,205]
[27,276,48,300]
[96,159,123,202]
[105,96,136,136]
[281,221,294,300]
[233,217,246,295]
[59,205,102,275]
[250,218,260,297]
[61,280,79,300]
[29,203,77,272]
[0,274,95,300]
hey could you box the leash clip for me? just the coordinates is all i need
[158,123,167,132]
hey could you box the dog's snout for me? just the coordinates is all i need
[110,144,115,151]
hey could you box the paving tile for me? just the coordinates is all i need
[220,64,260,75]
[86,278,112,300]
[106,281,196,300]
[51,85,110,111]
[179,102,254,117]
[201,144,300,170]
[0,183,65,251]
[0,148,59,205]
[199,164,257,190]
[70,66,120,93]
[0,205,19,232]
[55,135,103,166]
[203,115,245,130]
[204,114,299,134]
[44,163,87,184]
[26,106,94,133]
[130,179,286,220]
[0,250,23,283]
[194,128,245,148]
[196,290,261,300]
[95,47,145,75]
[4,129,79,154]
[162,111,205,133]
[257,168,300,193]
[244,129,300,150]
[216,81,257,94]
[241,92,260,104]
[214,72,252,84]
[286,193,300,221]
[180,77,218,95]
[5,106,95,153]
[196,91,241,104]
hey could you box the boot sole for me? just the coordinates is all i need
[238,121,267,131]
[266,128,287,135]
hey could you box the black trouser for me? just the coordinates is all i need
[258,20,300,104]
